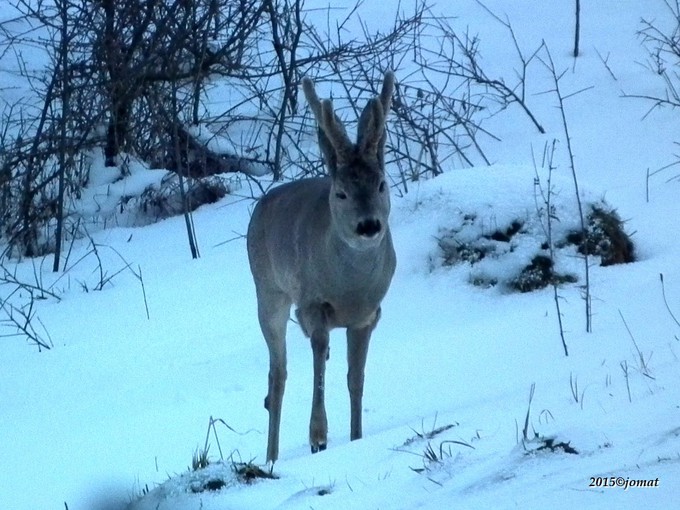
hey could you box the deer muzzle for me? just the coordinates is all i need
[356,218,382,238]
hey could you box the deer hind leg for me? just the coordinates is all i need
[257,288,292,463]
[296,303,333,453]
[347,308,381,441]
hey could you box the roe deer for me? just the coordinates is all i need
[246,72,396,463]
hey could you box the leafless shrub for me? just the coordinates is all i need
[628,1,680,185]
[1,0,547,261]
[202,0,548,197]
[632,0,680,114]
[135,174,233,224]
[0,292,53,351]
[1,0,265,259]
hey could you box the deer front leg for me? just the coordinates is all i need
[296,303,333,453]
[309,328,330,453]
[347,308,380,440]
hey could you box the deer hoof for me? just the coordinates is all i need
[310,442,327,454]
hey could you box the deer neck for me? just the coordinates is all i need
[325,224,392,276]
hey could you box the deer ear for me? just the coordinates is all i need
[303,78,353,176]
[319,100,353,173]
[357,98,385,158]
[317,126,339,177]
[379,71,395,118]
[377,71,394,169]
[357,72,394,165]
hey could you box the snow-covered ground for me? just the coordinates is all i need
[2,1,680,509]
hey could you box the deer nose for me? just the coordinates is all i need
[356,218,382,237]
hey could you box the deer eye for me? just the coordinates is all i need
[379,181,386,193]
[335,191,347,200]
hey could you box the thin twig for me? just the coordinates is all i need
[523,382,536,442]
[660,273,680,328]
[541,44,591,333]
[620,360,632,403]
[532,141,569,356]
[138,265,150,320]
[618,309,655,379]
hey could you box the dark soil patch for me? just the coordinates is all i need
[191,479,227,493]
[489,220,523,242]
[566,206,635,266]
[536,437,579,455]
[233,462,278,484]
[439,220,524,267]
[189,462,277,494]
[436,202,634,293]
[510,255,577,293]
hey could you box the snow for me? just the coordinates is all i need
[2,1,680,509]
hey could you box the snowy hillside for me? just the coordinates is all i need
[1,1,680,509]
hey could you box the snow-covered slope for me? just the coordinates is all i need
[1,1,679,509]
